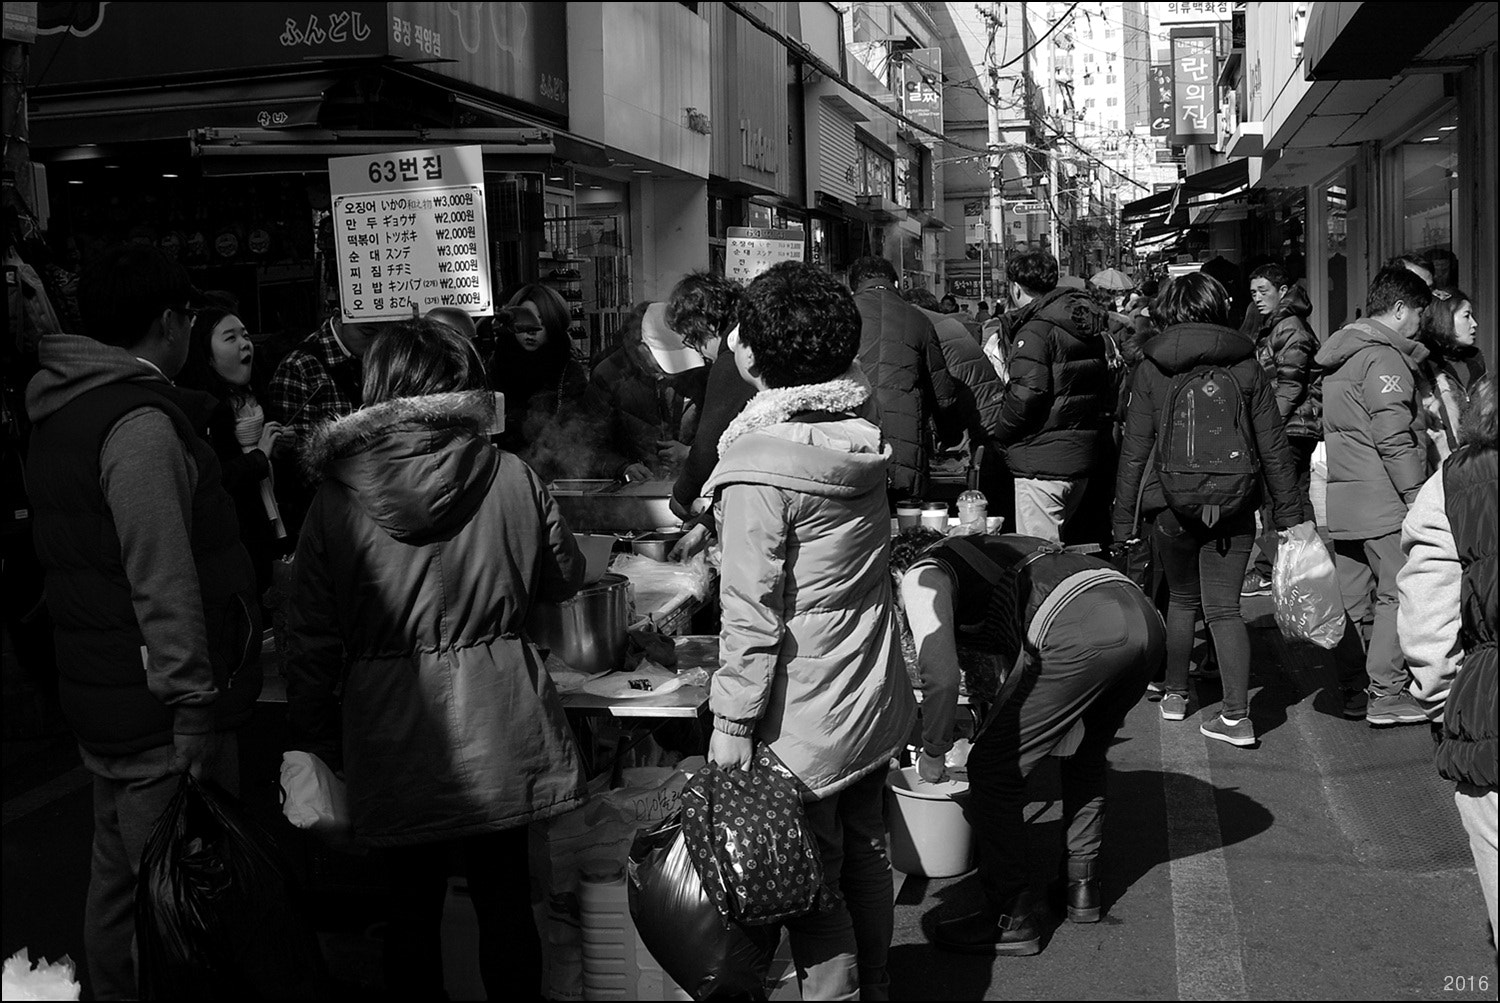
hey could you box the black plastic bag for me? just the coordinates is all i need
[628,813,780,1002]
[681,748,836,926]
[135,773,326,1000]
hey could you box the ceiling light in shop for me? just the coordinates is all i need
[1420,136,1441,143]
[632,169,652,174]
[1439,125,1457,131]
[67,180,83,185]
[104,164,120,169]
[589,185,602,190]
[162,173,180,178]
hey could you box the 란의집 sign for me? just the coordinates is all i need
[1169,28,1217,146]
[725,227,805,284]
[328,144,492,322]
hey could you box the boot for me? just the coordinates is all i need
[1063,859,1101,924]
[933,896,1042,956]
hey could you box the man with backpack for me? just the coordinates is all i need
[1113,273,1301,747]
[1315,265,1434,726]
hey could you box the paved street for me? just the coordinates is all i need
[3,596,1494,1000]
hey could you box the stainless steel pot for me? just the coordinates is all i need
[527,573,631,676]
[629,528,685,561]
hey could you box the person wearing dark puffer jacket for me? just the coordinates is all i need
[1398,373,1497,944]
[904,287,1011,516]
[1114,273,1300,749]
[1244,264,1322,594]
[849,256,964,501]
[996,251,1112,542]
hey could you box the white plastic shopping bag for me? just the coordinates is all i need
[1272,521,1347,650]
[278,751,349,834]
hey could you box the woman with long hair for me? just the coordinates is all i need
[177,306,286,602]
[284,318,587,999]
[1113,272,1301,748]
[1416,287,1487,465]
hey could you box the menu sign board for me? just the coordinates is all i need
[1169,28,1217,146]
[328,145,493,323]
[725,227,805,284]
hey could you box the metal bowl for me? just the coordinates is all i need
[630,528,685,561]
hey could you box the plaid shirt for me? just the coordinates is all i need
[266,320,363,449]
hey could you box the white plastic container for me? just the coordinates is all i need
[885,766,976,878]
[578,863,691,1001]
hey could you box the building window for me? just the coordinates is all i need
[1106,97,1118,107]
[1106,74,1117,84]
[1394,107,1458,280]
[858,141,896,201]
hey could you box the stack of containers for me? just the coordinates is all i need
[578,862,691,1001]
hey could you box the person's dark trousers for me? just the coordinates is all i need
[1253,435,1317,576]
[83,738,241,1001]
[1154,509,1254,719]
[382,827,539,1001]
[1331,531,1405,696]
[964,581,1164,913]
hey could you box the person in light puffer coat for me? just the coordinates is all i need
[1397,373,1497,943]
[1314,265,1434,726]
[702,262,916,1002]
[285,319,586,1000]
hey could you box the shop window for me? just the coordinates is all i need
[1395,108,1458,275]
[1322,171,1351,332]
[858,142,896,201]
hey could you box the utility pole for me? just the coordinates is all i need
[983,2,1004,301]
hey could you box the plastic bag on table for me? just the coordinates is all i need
[680,748,837,927]
[628,813,780,1002]
[1272,520,1347,650]
[135,774,326,1000]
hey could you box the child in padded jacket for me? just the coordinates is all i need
[1313,264,1433,726]
[700,262,915,1002]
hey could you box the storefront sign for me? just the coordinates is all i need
[1169,27,1218,146]
[1158,2,1232,24]
[386,2,568,119]
[947,276,981,298]
[329,145,493,322]
[1149,65,1172,136]
[898,48,943,141]
[725,227,805,284]
[3,2,37,42]
[31,2,387,84]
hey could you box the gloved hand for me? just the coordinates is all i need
[917,750,948,784]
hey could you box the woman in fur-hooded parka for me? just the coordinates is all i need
[285,390,587,847]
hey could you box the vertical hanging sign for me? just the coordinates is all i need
[1149,65,1172,136]
[328,144,493,322]
[898,48,943,142]
[1169,27,1217,146]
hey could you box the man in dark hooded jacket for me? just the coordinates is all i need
[994,251,1111,541]
[849,256,964,500]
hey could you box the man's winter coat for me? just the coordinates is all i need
[993,287,1112,479]
[853,283,962,497]
[26,334,262,756]
[1255,282,1322,440]
[918,306,1005,449]
[1399,445,1497,791]
[1314,318,1429,540]
[703,373,916,799]
[1113,324,1301,542]
[286,392,587,846]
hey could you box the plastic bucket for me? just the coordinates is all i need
[885,766,975,878]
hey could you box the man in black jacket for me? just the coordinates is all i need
[849,256,965,501]
[994,251,1111,541]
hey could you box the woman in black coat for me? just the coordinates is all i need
[489,283,588,459]
[1113,273,1301,749]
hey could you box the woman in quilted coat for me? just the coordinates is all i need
[702,262,915,1001]
[284,318,587,1000]
[1398,373,1497,941]
[1416,287,1488,466]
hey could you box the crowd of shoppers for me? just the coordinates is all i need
[16,236,1495,997]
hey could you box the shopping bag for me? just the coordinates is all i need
[680,748,837,927]
[1272,520,1347,650]
[278,751,349,836]
[136,774,326,1000]
[627,813,780,1002]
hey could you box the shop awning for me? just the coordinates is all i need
[1179,159,1249,198]
[190,128,556,177]
[1120,189,1174,226]
[1303,1,1471,81]
[30,73,338,148]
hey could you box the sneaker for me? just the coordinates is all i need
[1200,714,1256,747]
[1160,693,1188,721]
[1366,692,1428,727]
[1145,679,1167,701]
[1341,689,1369,720]
[1240,571,1273,597]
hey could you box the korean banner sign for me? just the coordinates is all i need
[1169,27,1217,146]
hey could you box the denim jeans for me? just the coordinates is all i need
[783,766,893,1001]
[963,582,1163,913]
[381,827,539,1000]
[1154,508,1254,720]
[1332,531,1406,697]
[83,738,240,1001]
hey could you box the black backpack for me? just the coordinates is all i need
[1155,365,1259,527]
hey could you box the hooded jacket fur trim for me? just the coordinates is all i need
[717,373,872,455]
[301,391,497,479]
